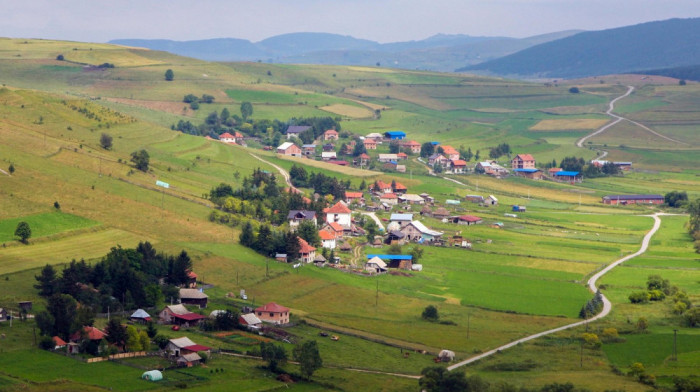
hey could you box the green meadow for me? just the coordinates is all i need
[0,38,698,391]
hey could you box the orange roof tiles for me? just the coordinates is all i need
[324,201,352,214]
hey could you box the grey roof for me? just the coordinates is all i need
[390,213,414,221]
[275,253,287,258]
[180,288,208,300]
[287,210,316,220]
[179,353,202,362]
[286,125,311,134]
[169,337,197,348]
[130,309,151,319]
[388,230,405,238]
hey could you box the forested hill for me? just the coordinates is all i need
[461,18,700,78]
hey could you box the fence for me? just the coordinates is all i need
[86,351,147,363]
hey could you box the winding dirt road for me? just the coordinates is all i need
[448,213,663,370]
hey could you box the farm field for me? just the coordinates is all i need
[0,38,698,391]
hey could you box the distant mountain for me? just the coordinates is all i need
[462,18,700,78]
[109,30,579,72]
[632,64,700,82]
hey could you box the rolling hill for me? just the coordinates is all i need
[462,18,700,78]
[109,30,580,72]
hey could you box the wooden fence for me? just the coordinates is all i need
[86,351,147,363]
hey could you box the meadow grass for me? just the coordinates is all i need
[0,211,98,242]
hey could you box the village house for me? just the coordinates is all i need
[238,313,262,330]
[548,167,562,176]
[390,213,414,228]
[320,222,345,239]
[486,195,498,206]
[52,336,67,350]
[302,144,317,156]
[385,230,406,245]
[321,151,337,161]
[383,162,398,171]
[378,153,399,163]
[428,153,446,167]
[285,125,311,140]
[476,161,509,177]
[380,193,399,205]
[397,152,408,160]
[323,129,339,141]
[511,154,535,169]
[356,153,371,167]
[319,230,337,249]
[363,138,378,150]
[159,304,207,326]
[602,194,664,205]
[392,182,407,194]
[384,131,406,140]
[366,254,413,270]
[179,288,208,308]
[553,171,582,183]
[345,191,364,205]
[186,271,197,288]
[255,302,290,325]
[449,215,483,225]
[324,201,352,228]
[450,160,467,174]
[401,221,443,243]
[167,336,211,360]
[399,194,425,205]
[396,164,406,173]
[0,308,7,322]
[323,143,335,152]
[69,326,107,354]
[371,180,393,194]
[591,160,633,171]
[287,210,317,229]
[365,256,388,274]
[431,207,451,220]
[513,168,543,180]
[440,145,460,161]
[298,237,317,263]
[403,140,421,154]
[130,309,152,324]
[218,132,244,144]
[465,195,484,204]
[277,142,302,157]
[365,132,384,142]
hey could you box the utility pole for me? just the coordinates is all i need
[266,259,269,278]
[580,340,583,368]
[467,313,471,339]
[236,271,239,286]
[673,329,678,361]
[375,279,379,307]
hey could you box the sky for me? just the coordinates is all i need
[1,0,699,43]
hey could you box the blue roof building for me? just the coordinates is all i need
[384,131,406,140]
[553,171,582,183]
[366,254,413,261]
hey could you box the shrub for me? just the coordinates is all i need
[421,305,439,322]
[581,332,601,348]
[648,289,666,301]
[39,335,55,350]
[628,291,650,304]
[569,87,580,93]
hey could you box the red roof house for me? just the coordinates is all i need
[324,129,339,140]
[512,154,535,169]
[255,302,290,325]
[298,237,317,263]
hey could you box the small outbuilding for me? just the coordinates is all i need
[141,370,163,381]
[438,349,455,362]
[130,309,152,324]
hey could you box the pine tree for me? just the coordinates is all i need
[239,221,256,248]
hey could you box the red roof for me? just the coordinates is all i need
[397,152,407,158]
[319,230,336,240]
[324,201,352,214]
[298,237,316,253]
[187,271,198,279]
[327,222,344,232]
[220,132,235,139]
[515,154,535,161]
[381,193,398,199]
[549,167,562,173]
[172,313,207,321]
[233,131,244,138]
[255,302,290,313]
[53,336,67,346]
[375,181,391,190]
[393,182,407,190]
[345,192,363,199]
[324,129,338,136]
[184,344,211,352]
[71,326,107,341]
[459,215,482,222]
[359,153,370,159]
[363,139,377,145]
[452,160,467,166]
[404,140,421,147]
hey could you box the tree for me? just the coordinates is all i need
[636,317,649,333]
[389,141,400,154]
[254,224,274,255]
[364,218,379,242]
[105,318,128,351]
[688,198,700,236]
[293,340,323,379]
[422,305,439,321]
[420,142,435,158]
[164,69,174,81]
[146,322,158,338]
[56,54,64,61]
[46,294,78,340]
[679,79,687,86]
[409,245,424,263]
[54,201,61,210]
[240,101,253,120]
[285,231,301,262]
[353,140,367,157]
[130,150,150,172]
[664,191,688,208]
[239,221,256,248]
[100,133,113,150]
[15,221,31,243]
[260,341,287,371]
[8,163,14,174]
[297,220,321,247]
[34,264,58,297]
[569,87,580,94]
[419,367,470,392]
[126,325,142,351]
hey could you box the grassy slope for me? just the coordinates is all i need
[0,38,698,391]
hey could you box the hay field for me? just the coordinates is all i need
[320,103,374,118]
[530,118,610,131]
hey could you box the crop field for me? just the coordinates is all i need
[529,118,610,131]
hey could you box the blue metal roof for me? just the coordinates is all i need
[554,171,580,176]
[384,131,406,137]
[366,254,413,260]
[514,168,540,173]
[430,141,440,145]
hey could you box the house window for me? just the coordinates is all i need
[270,312,274,317]
[257,312,262,316]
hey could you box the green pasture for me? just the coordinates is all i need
[0,212,98,243]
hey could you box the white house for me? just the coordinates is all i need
[323,201,352,228]
[319,230,337,249]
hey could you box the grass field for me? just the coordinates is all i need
[0,37,698,391]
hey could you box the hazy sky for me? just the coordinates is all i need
[2,0,699,43]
